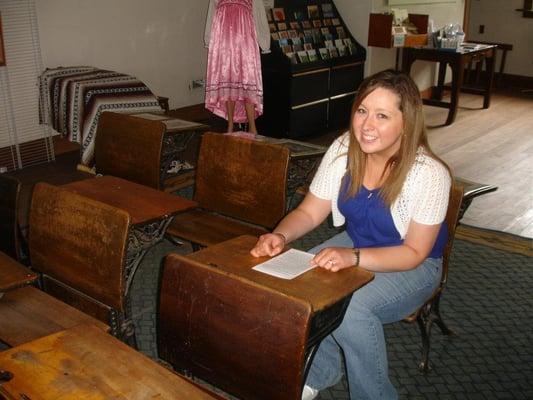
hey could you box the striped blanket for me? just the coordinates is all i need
[39,66,162,165]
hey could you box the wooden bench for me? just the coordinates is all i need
[28,182,134,342]
[166,133,290,250]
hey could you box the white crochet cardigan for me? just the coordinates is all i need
[309,133,451,238]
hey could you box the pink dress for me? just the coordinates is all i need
[205,0,266,123]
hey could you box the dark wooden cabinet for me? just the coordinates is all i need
[258,0,366,138]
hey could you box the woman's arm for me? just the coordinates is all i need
[312,220,441,272]
[250,193,331,257]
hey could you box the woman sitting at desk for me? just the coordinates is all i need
[251,69,451,399]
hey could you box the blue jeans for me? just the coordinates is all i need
[306,231,442,399]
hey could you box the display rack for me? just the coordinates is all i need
[258,0,366,138]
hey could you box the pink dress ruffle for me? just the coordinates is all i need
[205,0,263,123]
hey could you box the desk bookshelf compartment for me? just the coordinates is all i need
[260,0,366,138]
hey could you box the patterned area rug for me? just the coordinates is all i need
[131,220,532,400]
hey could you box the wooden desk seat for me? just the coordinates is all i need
[28,183,132,341]
[0,252,37,293]
[158,253,312,400]
[0,286,109,347]
[95,111,165,189]
[0,324,223,399]
[166,133,290,250]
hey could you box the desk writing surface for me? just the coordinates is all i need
[187,235,374,312]
[0,252,37,293]
[0,324,220,399]
[129,111,209,133]
[0,286,109,347]
[62,175,196,225]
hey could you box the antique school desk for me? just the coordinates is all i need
[62,175,196,289]
[226,132,327,207]
[158,235,374,400]
[127,111,209,190]
[61,176,196,335]
[402,43,497,125]
[0,324,223,399]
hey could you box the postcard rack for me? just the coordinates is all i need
[258,0,366,139]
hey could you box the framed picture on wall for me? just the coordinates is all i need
[0,13,6,66]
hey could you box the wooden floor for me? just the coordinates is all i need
[307,89,533,238]
[425,90,533,238]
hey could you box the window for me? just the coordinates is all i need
[0,0,54,171]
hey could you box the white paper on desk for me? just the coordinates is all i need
[253,249,315,279]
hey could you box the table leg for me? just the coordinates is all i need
[401,49,414,75]
[434,61,447,101]
[116,217,174,344]
[483,50,496,109]
[445,58,465,126]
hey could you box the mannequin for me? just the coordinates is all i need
[204,0,270,134]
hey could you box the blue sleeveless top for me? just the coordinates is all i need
[338,178,448,258]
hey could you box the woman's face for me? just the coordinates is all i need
[353,87,404,160]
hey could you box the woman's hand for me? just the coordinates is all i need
[250,233,286,257]
[311,247,357,272]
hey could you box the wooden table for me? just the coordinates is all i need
[0,324,222,399]
[62,175,196,297]
[0,252,37,296]
[159,235,374,400]
[402,43,496,125]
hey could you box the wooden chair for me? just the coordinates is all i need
[158,253,312,400]
[403,183,464,373]
[95,111,165,189]
[0,174,23,262]
[166,133,290,250]
[28,182,134,342]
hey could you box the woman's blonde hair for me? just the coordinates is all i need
[344,69,449,205]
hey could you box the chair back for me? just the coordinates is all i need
[158,253,312,400]
[0,174,22,261]
[194,133,290,229]
[28,183,130,315]
[441,183,464,287]
[95,111,165,189]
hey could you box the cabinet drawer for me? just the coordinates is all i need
[329,93,356,131]
[291,69,329,106]
[289,101,328,138]
[330,62,364,96]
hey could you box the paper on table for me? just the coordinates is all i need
[252,248,316,279]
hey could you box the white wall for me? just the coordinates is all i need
[467,0,533,77]
[35,0,468,110]
[35,0,209,110]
